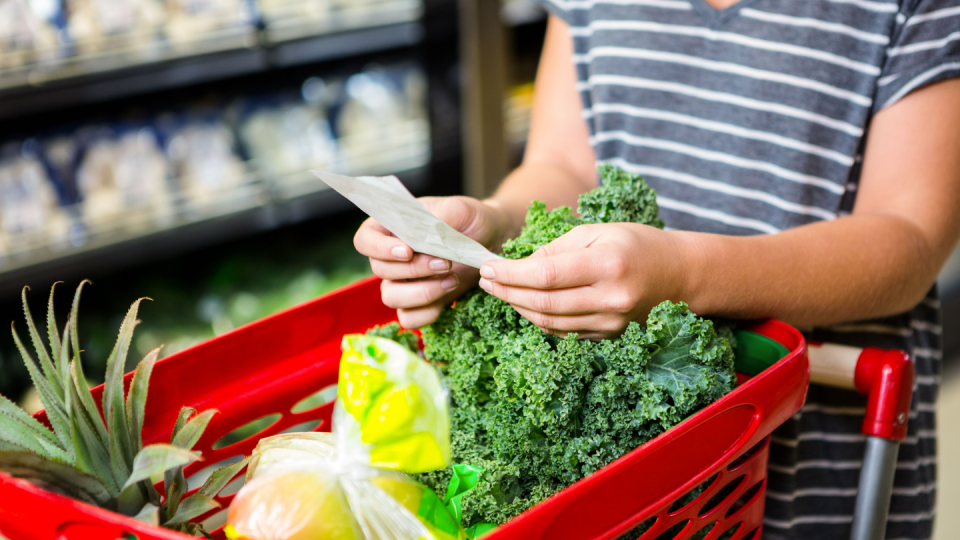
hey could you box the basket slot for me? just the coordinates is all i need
[724,480,764,519]
[615,517,659,540]
[290,383,339,413]
[212,413,283,450]
[726,439,766,472]
[201,508,230,534]
[187,455,246,491]
[649,519,690,540]
[690,520,718,539]
[740,527,759,540]
[716,522,740,540]
[535,404,758,540]
[698,476,745,517]
[668,473,719,514]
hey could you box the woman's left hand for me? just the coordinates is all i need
[477,223,691,340]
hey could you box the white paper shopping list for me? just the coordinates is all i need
[311,171,501,268]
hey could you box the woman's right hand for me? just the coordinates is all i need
[354,196,511,329]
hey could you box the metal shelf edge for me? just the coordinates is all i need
[0,166,428,296]
[0,20,424,122]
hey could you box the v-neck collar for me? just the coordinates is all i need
[688,0,765,28]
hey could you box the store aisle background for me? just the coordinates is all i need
[0,3,958,537]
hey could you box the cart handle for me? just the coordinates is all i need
[806,342,916,540]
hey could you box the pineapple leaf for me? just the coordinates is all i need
[159,406,202,521]
[11,323,73,454]
[64,327,110,446]
[0,402,71,462]
[198,456,249,499]
[58,313,72,398]
[116,480,149,517]
[171,409,217,451]
[104,299,147,486]
[166,494,220,525]
[68,281,86,374]
[172,407,196,439]
[47,282,67,384]
[69,416,95,477]
[67,366,120,496]
[123,444,200,491]
[126,347,160,458]
[162,465,188,524]
[66,282,110,441]
[20,287,64,398]
[134,503,160,526]
[0,451,112,506]
[0,386,58,445]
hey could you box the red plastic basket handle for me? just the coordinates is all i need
[807,343,915,540]
[807,343,914,441]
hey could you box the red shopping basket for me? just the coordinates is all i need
[0,276,808,540]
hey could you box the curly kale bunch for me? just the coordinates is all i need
[413,166,735,527]
[500,163,664,259]
[365,322,420,354]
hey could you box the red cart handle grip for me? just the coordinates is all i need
[854,348,914,441]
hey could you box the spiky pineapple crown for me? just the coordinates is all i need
[0,282,247,534]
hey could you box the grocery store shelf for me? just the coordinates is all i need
[0,166,427,298]
[0,6,423,121]
[0,123,430,296]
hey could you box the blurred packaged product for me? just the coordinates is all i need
[164,0,254,48]
[0,141,72,254]
[74,126,174,231]
[65,0,166,53]
[329,0,382,18]
[239,78,339,183]
[257,0,331,26]
[337,65,429,174]
[0,0,61,69]
[163,115,249,215]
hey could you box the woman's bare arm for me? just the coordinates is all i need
[478,78,960,336]
[681,77,960,325]
[485,14,598,241]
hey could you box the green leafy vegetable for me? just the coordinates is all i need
[365,322,420,355]
[410,166,735,527]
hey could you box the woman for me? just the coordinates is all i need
[355,1,960,538]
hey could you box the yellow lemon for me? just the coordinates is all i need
[227,471,361,540]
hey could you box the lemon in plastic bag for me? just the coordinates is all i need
[227,469,361,540]
[225,335,464,540]
[338,334,451,474]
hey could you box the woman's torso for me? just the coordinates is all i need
[539,0,954,537]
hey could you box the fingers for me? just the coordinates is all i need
[381,274,460,311]
[371,253,452,280]
[479,250,603,290]
[356,217,454,280]
[381,264,478,328]
[478,225,606,289]
[397,304,445,329]
[354,217,412,261]
[511,305,628,340]
[425,197,482,236]
[478,279,602,315]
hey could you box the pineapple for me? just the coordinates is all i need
[0,282,248,535]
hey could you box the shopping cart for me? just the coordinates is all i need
[0,277,915,540]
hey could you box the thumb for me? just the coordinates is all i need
[430,197,493,242]
[531,224,603,258]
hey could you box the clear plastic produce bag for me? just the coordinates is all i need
[225,334,465,540]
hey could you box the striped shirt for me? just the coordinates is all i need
[537,0,959,538]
